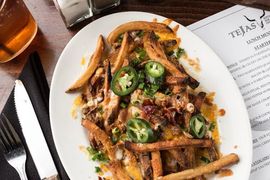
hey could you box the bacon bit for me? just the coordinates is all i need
[142,105,157,115]
[162,108,176,124]
[218,109,226,116]
[217,169,233,177]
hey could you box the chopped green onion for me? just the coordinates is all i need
[95,166,102,173]
[200,156,211,164]
[87,146,97,155]
[112,127,120,135]
[97,106,104,114]
[136,30,144,37]
[112,127,121,144]
[87,146,109,163]
[138,82,145,89]
[117,34,124,43]
[144,84,160,97]
[130,58,141,67]
[138,71,145,82]
[167,51,174,56]
[154,33,160,40]
[120,134,130,141]
[134,112,140,118]
[92,151,109,162]
[120,102,128,108]
[135,47,146,60]
[209,122,216,132]
[176,47,185,59]
[179,124,187,132]
[164,88,172,96]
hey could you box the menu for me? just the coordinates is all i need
[188,5,270,179]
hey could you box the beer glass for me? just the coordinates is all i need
[0,0,37,63]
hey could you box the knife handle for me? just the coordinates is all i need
[43,174,60,180]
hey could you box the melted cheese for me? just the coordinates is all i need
[81,56,86,65]
[100,163,109,173]
[71,95,83,119]
[162,127,174,140]
[201,102,220,144]
[125,165,143,180]
[155,32,176,41]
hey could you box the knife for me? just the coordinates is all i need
[14,80,59,180]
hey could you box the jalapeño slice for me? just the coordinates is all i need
[189,114,207,139]
[145,61,165,78]
[127,118,156,143]
[111,66,139,96]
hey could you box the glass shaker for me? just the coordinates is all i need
[90,0,120,14]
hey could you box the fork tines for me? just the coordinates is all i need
[0,113,22,153]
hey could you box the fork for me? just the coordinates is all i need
[0,113,28,180]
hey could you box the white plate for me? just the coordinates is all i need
[50,12,252,180]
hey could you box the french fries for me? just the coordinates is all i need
[66,35,104,92]
[107,21,174,44]
[125,139,213,153]
[112,32,130,73]
[151,151,163,180]
[69,19,241,180]
[82,119,116,159]
[159,153,239,180]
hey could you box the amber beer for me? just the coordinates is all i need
[0,0,37,62]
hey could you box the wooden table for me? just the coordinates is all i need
[0,0,234,111]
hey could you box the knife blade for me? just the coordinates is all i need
[14,80,58,180]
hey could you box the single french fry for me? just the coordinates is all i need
[172,24,180,33]
[124,149,144,180]
[109,161,132,180]
[165,76,188,85]
[107,21,173,44]
[139,153,153,178]
[90,67,104,86]
[66,35,104,92]
[125,139,213,153]
[151,151,163,180]
[81,119,116,160]
[159,153,239,180]
[111,32,130,73]
[162,18,173,26]
[104,60,111,98]
[82,120,132,180]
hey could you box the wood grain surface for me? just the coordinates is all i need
[0,0,234,111]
